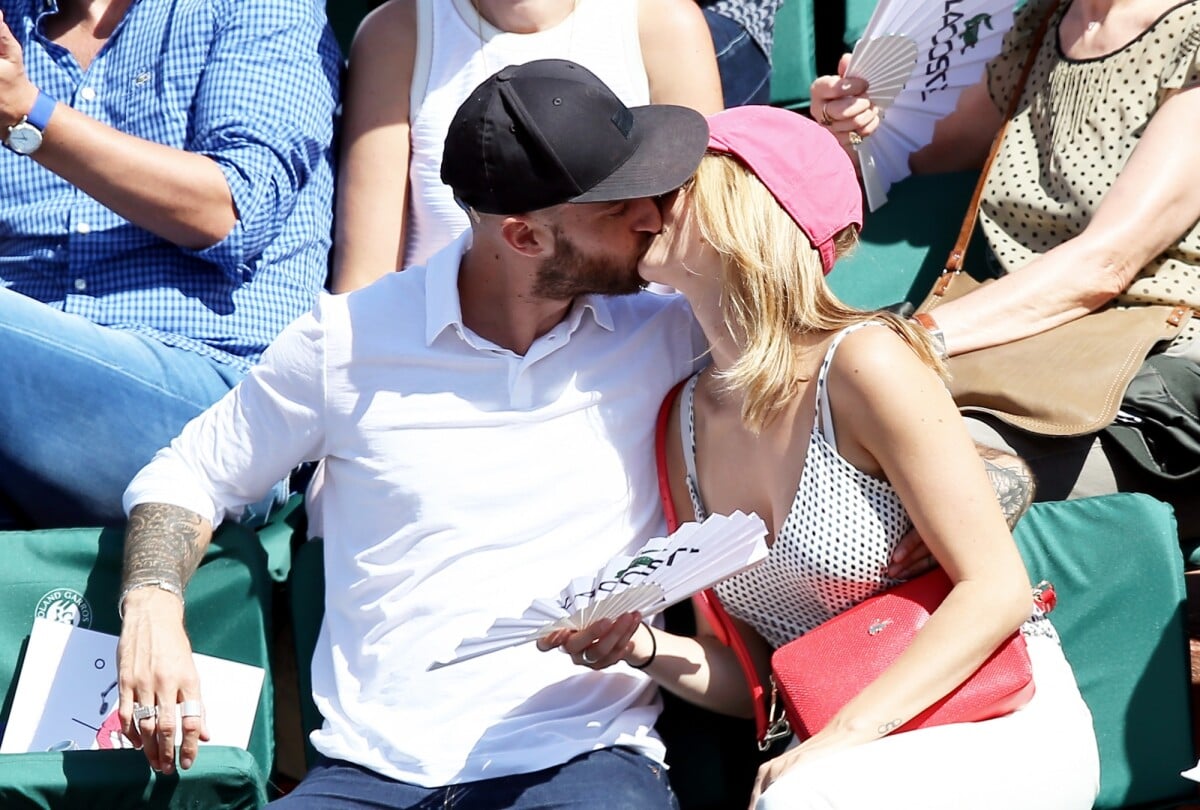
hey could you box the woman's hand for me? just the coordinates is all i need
[748,729,863,808]
[809,54,882,148]
[537,612,650,670]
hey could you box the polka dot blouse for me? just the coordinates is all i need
[983,0,1200,347]
[681,324,912,649]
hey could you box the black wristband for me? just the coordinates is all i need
[628,622,657,670]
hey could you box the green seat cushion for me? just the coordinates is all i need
[1013,494,1195,809]
[0,747,266,809]
[0,523,274,808]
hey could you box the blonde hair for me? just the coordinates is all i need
[688,152,947,432]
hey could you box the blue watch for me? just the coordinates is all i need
[5,90,56,156]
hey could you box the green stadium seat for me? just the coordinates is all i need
[0,523,275,809]
[769,0,819,110]
[1013,494,1195,809]
[827,170,988,310]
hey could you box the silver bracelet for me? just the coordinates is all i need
[118,579,185,620]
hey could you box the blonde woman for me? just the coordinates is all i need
[541,106,1099,809]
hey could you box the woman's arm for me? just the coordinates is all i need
[329,0,416,293]
[638,0,724,113]
[749,326,1032,801]
[930,85,1200,355]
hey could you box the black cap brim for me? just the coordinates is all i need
[569,104,709,204]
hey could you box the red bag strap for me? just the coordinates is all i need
[654,380,771,742]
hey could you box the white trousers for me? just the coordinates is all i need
[756,635,1100,810]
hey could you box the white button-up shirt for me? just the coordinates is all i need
[125,232,706,786]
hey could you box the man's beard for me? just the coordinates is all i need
[532,228,649,299]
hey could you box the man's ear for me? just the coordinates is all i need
[500,215,552,259]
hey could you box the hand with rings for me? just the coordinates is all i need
[809,54,881,147]
[537,612,646,670]
[132,702,159,723]
[116,587,211,775]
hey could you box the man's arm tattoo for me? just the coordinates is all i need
[121,503,209,592]
[977,446,1037,529]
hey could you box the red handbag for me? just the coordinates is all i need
[768,568,1035,744]
[655,381,1046,750]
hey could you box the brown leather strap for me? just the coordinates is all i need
[945,1,1062,275]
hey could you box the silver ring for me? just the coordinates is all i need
[180,700,203,718]
[581,648,598,665]
[132,703,159,723]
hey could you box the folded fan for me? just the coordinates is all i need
[429,511,768,670]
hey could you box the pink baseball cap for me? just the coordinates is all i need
[705,106,863,274]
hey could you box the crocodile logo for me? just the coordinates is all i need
[615,555,657,580]
[961,14,994,52]
[868,619,892,636]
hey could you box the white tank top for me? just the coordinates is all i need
[405,0,651,268]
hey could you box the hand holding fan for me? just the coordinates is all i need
[844,0,1018,210]
[428,510,768,670]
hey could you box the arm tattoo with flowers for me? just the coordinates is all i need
[976,446,1036,529]
[121,503,209,594]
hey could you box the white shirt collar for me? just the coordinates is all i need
[423,230,616,350]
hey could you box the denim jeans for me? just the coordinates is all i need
[0,288,281,528]
[703,10,772,108]
[271,748,679,810]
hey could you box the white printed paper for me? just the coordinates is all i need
[1,618,264,753]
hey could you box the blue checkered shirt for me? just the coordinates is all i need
[0,0,341,370]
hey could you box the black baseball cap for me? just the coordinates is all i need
[442,59,709,215]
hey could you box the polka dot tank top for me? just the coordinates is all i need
[983,0,1200,348]
[680,324,911,649]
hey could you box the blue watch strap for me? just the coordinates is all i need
[25,90,56,131]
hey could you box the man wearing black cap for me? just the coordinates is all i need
[114,60,709,808]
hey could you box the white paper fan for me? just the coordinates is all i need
[428,510,769,670]
[845,0,1018,210]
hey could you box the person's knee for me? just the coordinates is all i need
[754,768,837,810]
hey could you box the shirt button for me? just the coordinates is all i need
[75,222,91,234]
[74,278,87,291]
[80,87,97,101]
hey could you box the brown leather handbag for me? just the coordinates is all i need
[915,1,1191,436]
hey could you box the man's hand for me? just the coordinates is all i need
[887,526,936,580]
[0,11,39,130]
[116,588,209,774]
[117,503,214,773]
